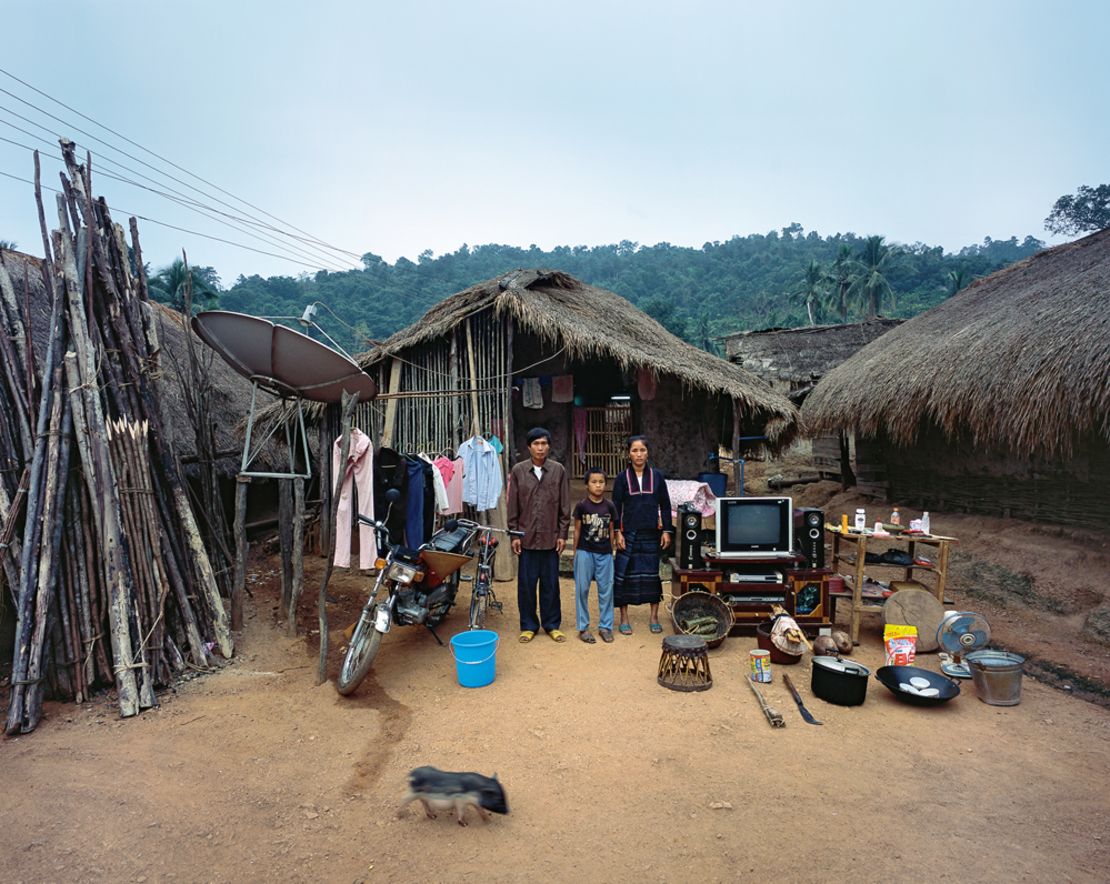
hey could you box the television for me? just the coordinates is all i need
[714,496,794,559]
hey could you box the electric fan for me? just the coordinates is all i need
[936,611,991,679]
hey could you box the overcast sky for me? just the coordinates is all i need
[1,0,1107,283]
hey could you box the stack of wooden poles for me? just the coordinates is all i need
[1,141,232,734]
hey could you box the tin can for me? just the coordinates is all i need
[750,649,772,683]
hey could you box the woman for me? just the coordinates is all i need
[612,435,673,634]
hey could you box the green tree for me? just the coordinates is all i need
[1044,184,1110,235]
[946,268,969,297]
[848,235,896,318]
[794,259,826,326]
[148,258,221,313]
[0,239,17,250]
[828,244,854,323]
[643,297,687,339]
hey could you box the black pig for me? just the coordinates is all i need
[398,766,509,826]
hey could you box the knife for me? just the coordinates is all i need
[783,674,823,725]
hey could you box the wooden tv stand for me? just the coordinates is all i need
[669,553,831,635]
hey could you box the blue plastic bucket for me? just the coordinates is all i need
[449,630,499,688]
[698,471,727,497]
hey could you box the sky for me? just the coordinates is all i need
[1,0,1108,284]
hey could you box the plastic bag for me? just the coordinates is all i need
[884,624,918,666]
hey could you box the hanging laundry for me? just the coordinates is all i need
[404,457,428,547]
[521,377,543,409]
[488,434,504,455]
[374,446,408,547]
[419,453,450,514]
[440,456,465,514]
[637,366,658,401]
[332,428,376,569]
[458,434,503,511]
[551,374,574,403]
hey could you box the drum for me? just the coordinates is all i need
[656,634,712,692]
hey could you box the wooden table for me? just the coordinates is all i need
[830,528,957,644]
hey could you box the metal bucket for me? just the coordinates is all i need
[966,650,1025,706]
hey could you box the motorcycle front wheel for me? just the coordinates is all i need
[336,604,384,695]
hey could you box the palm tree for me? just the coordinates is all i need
[828,244,854,323]
[148,258,221,313]
[946,268,969,297]
[690,312,718,355]
[848,235,895,318]
[794,260,826,326]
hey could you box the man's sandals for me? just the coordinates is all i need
[579,630,596,644]
[547,629,567,642]
[518,631,535,643]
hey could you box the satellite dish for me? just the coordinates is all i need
[191,310,377,478]
[191,311,377,403]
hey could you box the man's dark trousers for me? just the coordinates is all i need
[518,548,561,632]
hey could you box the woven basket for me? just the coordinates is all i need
[669,591,733,649]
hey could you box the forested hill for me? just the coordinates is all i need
[210,226,1044,354]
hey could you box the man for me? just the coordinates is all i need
[507,427,570,643]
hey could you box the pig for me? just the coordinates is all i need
[398,766,509,826]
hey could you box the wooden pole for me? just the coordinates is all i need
[465,319,481,438]
[278,478,294,615]
[317,390,358,685]
[380,357,403,448]
[731,401,742,495]
[231,475,249,631]
[288,475,305,637]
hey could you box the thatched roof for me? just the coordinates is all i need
[361,269,800,445]
[723,319,902,389]
[0,247,275,475]
[802,229,1110,459]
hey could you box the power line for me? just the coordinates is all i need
[0,102,360,271]
[0,168,338,271]
[0,115,354,272]
[0,66,364,262]
[0,77,364,267]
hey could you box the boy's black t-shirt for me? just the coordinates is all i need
[573,498,618,554]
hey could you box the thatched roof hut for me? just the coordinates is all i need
[338,269,799,481]
[801,229,1110,526]
[0,247,274,477]
[723,319,902,403]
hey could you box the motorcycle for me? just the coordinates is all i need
[336,489,522,695]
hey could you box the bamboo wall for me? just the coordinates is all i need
[880,430,1110,530]
[358,309,511,455]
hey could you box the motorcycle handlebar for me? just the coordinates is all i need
[445,518,524,539]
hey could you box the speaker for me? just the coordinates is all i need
[794,508,825,569]
[677,503,704,569]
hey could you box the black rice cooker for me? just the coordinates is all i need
[811,655,870,706]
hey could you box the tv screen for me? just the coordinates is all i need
[715,496,793,559]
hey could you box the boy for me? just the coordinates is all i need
[572,468,618,644]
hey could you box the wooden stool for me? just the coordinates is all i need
[657,634,712,692]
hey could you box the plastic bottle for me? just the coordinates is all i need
[891,507,901,526]
[921,511,931,535]
[854,508,866,531]
[840,513,849,533]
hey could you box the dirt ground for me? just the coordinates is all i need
[4,497,1110,883]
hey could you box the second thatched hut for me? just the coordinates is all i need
[802,229,1110,528]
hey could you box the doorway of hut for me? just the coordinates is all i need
[509,357,634,485]
[569,357,635,480]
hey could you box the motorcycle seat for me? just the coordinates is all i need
[429,526,471,553]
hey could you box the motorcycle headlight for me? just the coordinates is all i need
[387,562,418,585]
